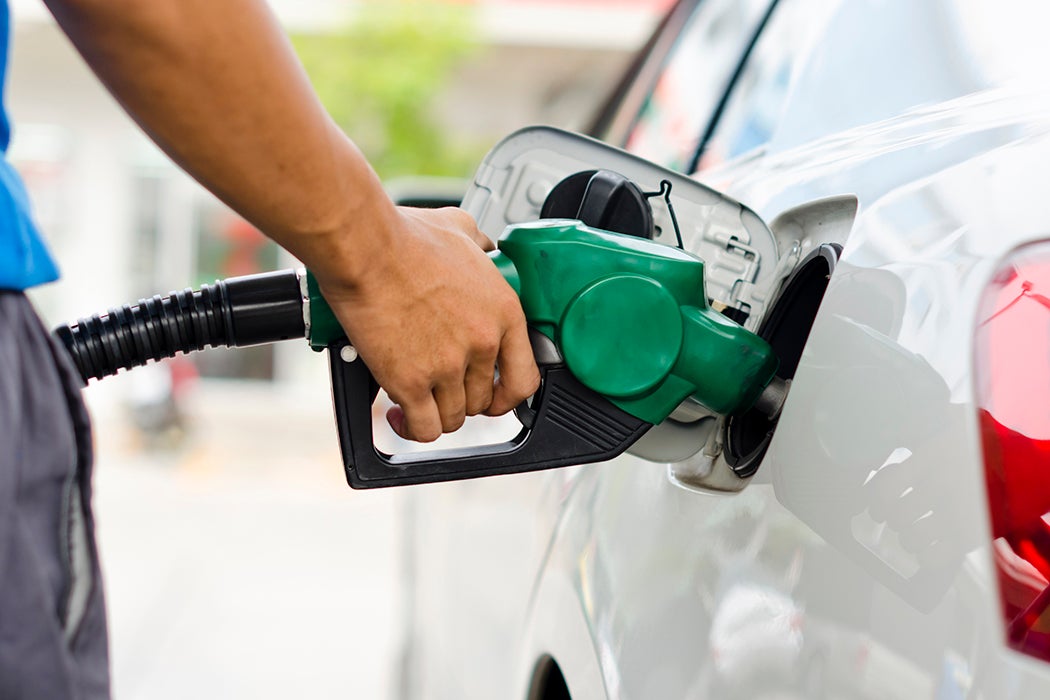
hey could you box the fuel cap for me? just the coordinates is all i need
[541,169,654,239]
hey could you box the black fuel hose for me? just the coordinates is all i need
[54,269,306,383]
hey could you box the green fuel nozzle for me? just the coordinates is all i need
[486,219,779,424]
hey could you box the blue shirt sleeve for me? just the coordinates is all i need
[0,0,60,290]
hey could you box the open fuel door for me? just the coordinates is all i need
[462,127,780,317]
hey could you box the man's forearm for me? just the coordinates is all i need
[43,0,394,282]
[42,0,541,441]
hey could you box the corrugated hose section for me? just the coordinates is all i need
[54,269,306,383]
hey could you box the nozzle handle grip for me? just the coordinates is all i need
[328,339,652,489]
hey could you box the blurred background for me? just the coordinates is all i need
[8,0,670,696]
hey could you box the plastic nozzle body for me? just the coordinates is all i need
[493,220,777,424]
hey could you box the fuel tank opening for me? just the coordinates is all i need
[725,244,841,477]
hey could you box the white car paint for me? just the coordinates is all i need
[400,0,1050,697]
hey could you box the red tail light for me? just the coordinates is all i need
[976,243,1050,660]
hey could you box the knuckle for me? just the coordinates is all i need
[441,412,466,433]
[395,372,433,400]
[440,392,467,417]
[406,417,441,443]
[476,333,501,359]
[415,428,441,443]
[431,344,459,368]
[465,389,493,416]
[501,296,526,319]
[486,396,514,417]
[465,400,489,417]
[514,369,541,398]
[437,390,467,432]
[434,357,465,384]
[450,206,476,227]
[529,368,541,390]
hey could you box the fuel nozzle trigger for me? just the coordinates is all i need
[329,334,651,489]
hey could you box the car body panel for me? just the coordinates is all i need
[402,0,1050,697]
[538,134,1050,699]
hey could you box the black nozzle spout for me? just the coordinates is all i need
[54,269,306,383]
[752,376,790,420]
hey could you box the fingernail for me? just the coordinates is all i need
[386,406,405,436]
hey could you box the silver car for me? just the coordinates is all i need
[398,0,1050,697]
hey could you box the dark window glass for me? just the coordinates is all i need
[623,0,771,171]
[696,0,837,170]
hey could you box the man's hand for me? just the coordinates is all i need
[313,207,540,442]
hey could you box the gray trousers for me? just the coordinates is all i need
[0,291,110,699]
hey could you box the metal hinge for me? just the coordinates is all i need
[702,232,763,324]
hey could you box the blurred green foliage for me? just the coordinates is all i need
[291,2,483,180]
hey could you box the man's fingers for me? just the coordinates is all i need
[404,205,494,251]
[433,381,468,433]
[386,404,407,436]
[446,208,494,251]
[487,322,540,417]
[467,227,496,252]
[464,358,497,416]
[389,367,488,442]
[388,396,443,443]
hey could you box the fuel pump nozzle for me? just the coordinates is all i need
[56,219,783,488]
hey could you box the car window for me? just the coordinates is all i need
[623,0,773,172]
[695,0,840,171]
[588,0,696,140]
[697,0,1050,173]
[768,0,1050,152]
